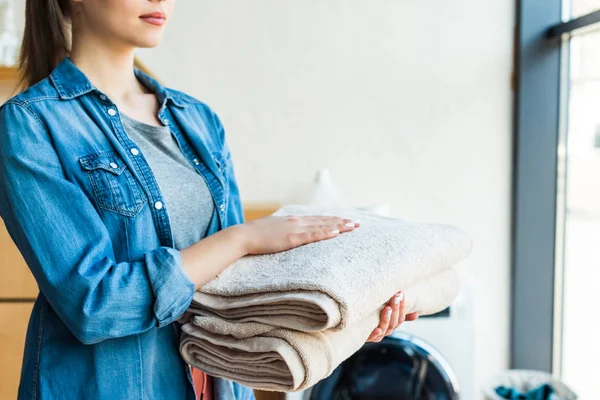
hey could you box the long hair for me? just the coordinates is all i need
[18,0,71,89]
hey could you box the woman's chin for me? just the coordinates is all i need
[130,33,164,49]
[132,40,162,49]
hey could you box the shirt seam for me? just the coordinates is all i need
[4,95,61,108]
[137,335,144,400]
[31,297,47,400]
[3,102,53,143]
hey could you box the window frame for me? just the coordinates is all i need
[513,0,600,374]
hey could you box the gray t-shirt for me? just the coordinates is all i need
[120,112,214,250]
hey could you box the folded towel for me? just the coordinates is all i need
[179,205,472,391]
[185,204,472,332]
[180,268,460,392]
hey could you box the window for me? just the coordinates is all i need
[572,0,600,18]
[514,1,600,397]
[561,12,600,398]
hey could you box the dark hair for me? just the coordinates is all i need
[18,0,71,89]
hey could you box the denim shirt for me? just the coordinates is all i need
[0,57,255,400]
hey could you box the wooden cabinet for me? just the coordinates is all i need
[0,219,38,300]
[0,67,18,82]
[243,203,281,222]
[0,303,33,400]
[0,216,36,400]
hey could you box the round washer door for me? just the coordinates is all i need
[309,332,460,400]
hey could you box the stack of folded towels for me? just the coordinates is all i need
[178,204,473,392]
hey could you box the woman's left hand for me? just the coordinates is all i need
[366,292,419,343]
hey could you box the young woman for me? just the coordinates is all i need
[0,0,417,399]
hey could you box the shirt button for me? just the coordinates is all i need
[193,158,200,165]
[99,94,107,100]
[130,148,139,156]
[109,162,118,169]
[154,201,163,210]
[219,204,225,211]
[163,119,169,125]
[107,108,117,116]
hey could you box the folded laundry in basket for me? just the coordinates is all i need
[180,268,461,392]
[183,204,473,332]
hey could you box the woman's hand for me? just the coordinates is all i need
[366,292,419,343]
[239,215,360,255]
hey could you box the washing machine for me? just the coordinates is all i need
[285,286,475,399]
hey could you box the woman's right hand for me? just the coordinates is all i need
[239,215,360,255]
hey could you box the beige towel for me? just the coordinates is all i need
[179,205,472,391]
[180,268,460,392]
[184,205,472,332]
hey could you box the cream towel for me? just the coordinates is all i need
[180,268,460,392]
[179,205,472,391]
[185,205,473,332]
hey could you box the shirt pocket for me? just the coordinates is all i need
[78,150,147,217]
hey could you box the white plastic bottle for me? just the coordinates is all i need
[307,168,346,209]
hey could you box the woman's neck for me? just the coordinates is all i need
[69,32,148,103]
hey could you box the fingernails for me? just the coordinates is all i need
[330,229,340,235]
[386,308,392,318]
[394,292,404,304]
[344,222,355,228]
[354,219,361,225]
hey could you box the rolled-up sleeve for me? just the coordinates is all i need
[0,102,194,345]
[145,246,195,326]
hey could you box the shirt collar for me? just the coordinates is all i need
[49,56,187,108]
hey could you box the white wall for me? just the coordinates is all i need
[139,0,514,394]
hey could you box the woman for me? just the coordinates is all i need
[0,0,417,399]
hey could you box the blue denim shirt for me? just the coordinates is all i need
[0,57,255,400]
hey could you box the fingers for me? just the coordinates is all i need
[366,327,383,342]
[314,216,360,234]
[406,312,419,321]
[324,217,357,235]
[366,305,391,343]
[368,305,392,342]
[385,292,404,336]
[293,215,360,231]
[396,292,407,326]
[365,293,418,344]
[289,215,360,246]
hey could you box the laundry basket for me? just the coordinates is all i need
[482,370,577,400]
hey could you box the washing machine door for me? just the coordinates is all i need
[309,332,460,400]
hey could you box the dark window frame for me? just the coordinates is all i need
[513,0,600,373]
